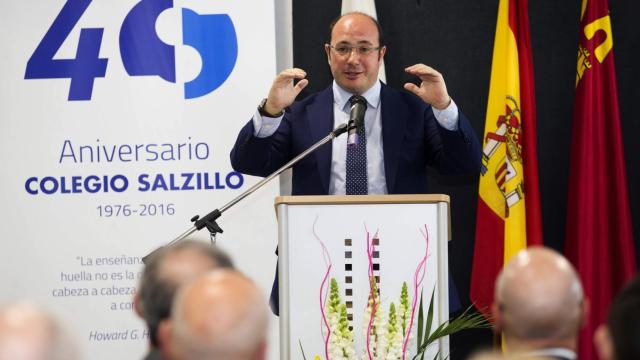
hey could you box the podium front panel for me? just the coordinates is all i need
[277,196,449,359]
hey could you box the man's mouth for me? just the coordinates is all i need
[344,70,362,79]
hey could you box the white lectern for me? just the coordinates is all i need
[275,194,451,359]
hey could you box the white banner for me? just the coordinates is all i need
[0,0,280,358]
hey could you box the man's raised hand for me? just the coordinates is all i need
[403,64,451,110]
[263,68,309,115]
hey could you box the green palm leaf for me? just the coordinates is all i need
[413,289,491,360]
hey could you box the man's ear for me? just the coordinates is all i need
[324,44,332,64]
[254,340,268,360]
[580,298,590,328]
[133,292,144,318]
[378,46,387,61]
[594,324,614,360]
[491,302,503,333]
[157,320,173,357]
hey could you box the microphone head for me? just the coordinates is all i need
[347,95,367,147]
[349,95,367,107]
[348,95,367,127]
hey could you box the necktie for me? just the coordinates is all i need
[345,95,368,195]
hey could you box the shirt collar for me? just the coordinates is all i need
[515,348,577,360]
[333,80,381,112]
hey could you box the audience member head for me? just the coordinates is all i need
[0,302,78,360]
[162,269,269,360]
[135,240,234,348]
[492,246,587,353]
[594,275,640,360]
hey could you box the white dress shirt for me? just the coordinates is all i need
[252,81,459,194]
[514,347,577,360]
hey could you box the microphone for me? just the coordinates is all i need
[347,95,367,146]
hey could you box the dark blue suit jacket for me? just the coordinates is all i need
[230,83,481,314]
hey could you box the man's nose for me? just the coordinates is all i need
[346,49,360,63]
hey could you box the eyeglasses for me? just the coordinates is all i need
[328,44,381,56]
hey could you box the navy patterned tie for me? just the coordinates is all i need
[345,96,368,195]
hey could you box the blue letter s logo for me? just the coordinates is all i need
[182,9,237,99]
[119,0,238,99]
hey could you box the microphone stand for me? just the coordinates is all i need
[142,122,352,263]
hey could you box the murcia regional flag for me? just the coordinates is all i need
[470,0,542,316]
[565,0,636,359]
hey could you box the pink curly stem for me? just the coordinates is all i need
[365,228,379,360]
[313,216,333,360]
[402,225,430,359]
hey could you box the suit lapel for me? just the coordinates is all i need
[305,87,334,194]
[381,84,407,194]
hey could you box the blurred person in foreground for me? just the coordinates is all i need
[0,302,78,360]
[593,274,640,360]
[134,240,234,360]
[159,269,269,360]
[492,247,587,360]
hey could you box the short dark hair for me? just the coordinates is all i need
[608,275,640,360]
[137,240,233,347]
[327,12,385,47]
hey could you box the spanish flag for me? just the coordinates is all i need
[565,1,636,359]
[470,0,542,316]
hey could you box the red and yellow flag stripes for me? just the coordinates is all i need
[470,0,542,316]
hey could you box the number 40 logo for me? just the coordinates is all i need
[24,0,238,101]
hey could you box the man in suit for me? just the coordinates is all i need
[492,247,587,360]
[231,12,481,314]
[158,270,269,360]
[134,240,234,360]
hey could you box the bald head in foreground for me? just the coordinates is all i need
[0,303,78,360]
[492,247,587,359]
[160,270,269,360]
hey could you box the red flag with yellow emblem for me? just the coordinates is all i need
[565,0,636,358]
[470,0,542,316]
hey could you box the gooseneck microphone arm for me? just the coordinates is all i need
[142,121,355,263]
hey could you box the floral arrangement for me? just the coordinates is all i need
[322,277,415,360]
[303,221,489,360]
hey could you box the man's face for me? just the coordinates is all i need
[325,14,386,95]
